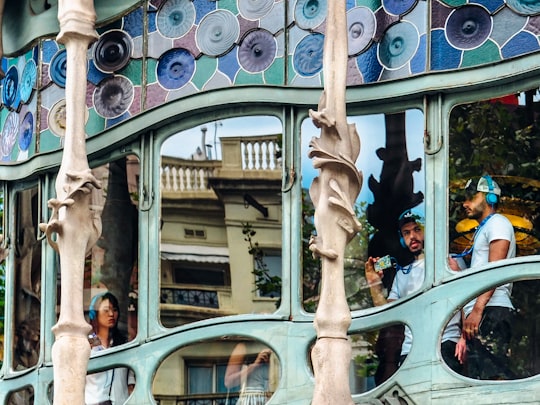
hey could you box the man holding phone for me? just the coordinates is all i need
[365,209,463,375]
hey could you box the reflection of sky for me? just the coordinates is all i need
[161,116,283,160]
[161,111,425,213]
[302,110,425,211]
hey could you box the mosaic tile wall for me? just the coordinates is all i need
[1,0,539,162]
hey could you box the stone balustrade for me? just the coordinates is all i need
[161,135,281,196]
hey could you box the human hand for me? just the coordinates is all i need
[463,310,482,340]
[365,257,383,287]
[448,256,461,271]
[255,349,272,365]
[455,337,467,364]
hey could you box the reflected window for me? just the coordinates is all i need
[301,111,425,312]
[13,185,40,371]
[153,337,280,405]
[72,156,139,343]
[186,361,228,397]
[159,117,283,327]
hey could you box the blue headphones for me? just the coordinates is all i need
[88,293,105,321]
[483,175,499,205]
[399,235,406,249]
[397,209,418,249]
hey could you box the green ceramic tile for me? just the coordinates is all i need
[192,56,218,89]
[235,69,264,85]
[219,0,239,14]
[147,58,158,84]
[461,40,501,68]
[356,0,381,12]
[264,57,285,85]
[86,108,106,137]
[439,0,467,6]
[120,59,143,86]
[38,130,62,154]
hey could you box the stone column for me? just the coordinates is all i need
[39,1,101,404]
[308,1,362,404]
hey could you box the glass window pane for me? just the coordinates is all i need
[188,366,213,393]
[85,365,135,404]
[13,185,40,371]
[312,324,409,394]
[153,337,279,404]
[448,91,540,261]
[159,117,283,328]
[442,279,540,380]
[0,185,4,369]
[70,156,140,344]
[301,110,425,312]
[447,91,540,381]
[7,386,34,404]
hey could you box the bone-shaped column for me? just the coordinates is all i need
[308,1,362,403]
[39,1,101,403]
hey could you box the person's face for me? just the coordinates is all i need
[400,221,424,255]
[462,192,488,220]
[96,298,119,330]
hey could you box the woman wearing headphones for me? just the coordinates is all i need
[85,292,135,405]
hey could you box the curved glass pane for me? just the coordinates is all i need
[60,156,140,344]
[442,279,540,380]
[153,337,280,404]
[448,90,540,265]
[310,325,409,394]
[13,185,41,371]
[0,185,4,369]
[159,116,283,327]
[85,365,135,404]
[447,89,540,381]
[7,385,34,404]
[301,110,425,312]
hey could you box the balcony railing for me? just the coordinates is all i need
[154,393,240,405]
[161,135,281,196]
[161,158,220,194]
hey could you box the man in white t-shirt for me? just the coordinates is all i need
[449,175,516,380]
[366,210,463,379]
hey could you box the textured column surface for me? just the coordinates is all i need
[308,1,362,404]
[40,1,101,404]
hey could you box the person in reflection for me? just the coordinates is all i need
[85,292,135,405]
[224,342,272,405]
[366,209,464,381]
[13,318,40,370]
[449,175,517,380]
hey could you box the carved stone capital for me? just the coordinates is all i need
[57,0,98,44]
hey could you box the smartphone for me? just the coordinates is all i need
[374,255,393,271]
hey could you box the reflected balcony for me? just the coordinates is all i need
[161,135,282,200]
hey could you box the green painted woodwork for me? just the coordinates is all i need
[3,0,140,55]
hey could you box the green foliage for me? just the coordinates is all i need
[301,190,320,313]
[242,223,282,304]
[354,352,379,378]
[448,96,540,251]
[449,93,540,378]
[302,191,377,312]
[449,97,540,179]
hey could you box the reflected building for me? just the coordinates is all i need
[1,1,540,404]
[159,134,283,326]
